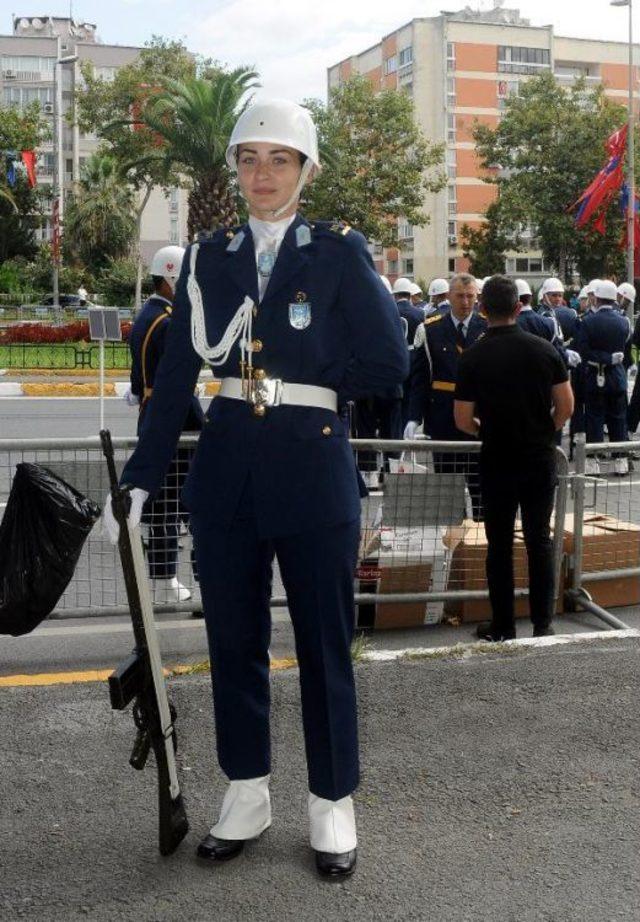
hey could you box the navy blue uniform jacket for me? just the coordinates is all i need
[574,306,631,394]
[129,295,204,435]
[407,309,486,439]
[121,215,408,537]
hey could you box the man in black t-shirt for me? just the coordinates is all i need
[454,275,574,641]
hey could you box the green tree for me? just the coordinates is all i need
[461,202,509,277]
[473,72,630,281]
[75,37,202,307]
[138,68,259,238]
[304,76,445,245]
[63,153,136,272]
[0,102,50,263]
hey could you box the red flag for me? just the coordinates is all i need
[606,124,628,158]
[20,150,37,188]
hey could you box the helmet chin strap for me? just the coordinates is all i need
[271,159,315,219]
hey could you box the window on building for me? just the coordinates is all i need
[398,221,414,239]
[398,47,413,68]
[447,113,456,143]
[93,66,118,82]
[515,257,529,273]
[401,81,413,96]
[447,148,456,179]
[446,42,455,71]
[448,258,456,273]
[448,221,457,240]
[170,218,179,245]
[1,55,55,77]
[498,46,550,75]
[447,76,456,106]
[387,259,399,274]
[384,55,397,75]
[403,258,414,275]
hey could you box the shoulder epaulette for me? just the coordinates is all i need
[425,313,443,325]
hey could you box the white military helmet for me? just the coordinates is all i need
[379,275,392,293]
[225,98,320,171]
[617,281,636,302]
[515,278,532,297]
[392,277,413,296]
[428,278,449,297]
[150,245,185,281]
[408,282,423,297]
[578,286,589,300]
[586,279,601,295]
[593,279,619,301]
[541,277,564,296]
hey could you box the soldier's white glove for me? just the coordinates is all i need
[403,420,420,440]
[611,352,624,366]
[103,487,149,545]
[123,387,140,407]
[566,350,581,368]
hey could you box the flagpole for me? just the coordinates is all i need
[626,0,634,309]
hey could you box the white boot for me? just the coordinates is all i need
[210,776,271,840]
[585,457,600,476]
[153,576,191,602]
[308,793,357,853]
[614,457,629,476]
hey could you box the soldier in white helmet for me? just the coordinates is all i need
[106,98,408,878]
[126,245,203,603]
[617,281,636,317]
[426,277,450,315]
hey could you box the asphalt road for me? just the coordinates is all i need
[1,635,638,921]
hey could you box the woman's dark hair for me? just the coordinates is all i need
[481,275,519,318]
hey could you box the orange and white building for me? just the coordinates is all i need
[328,5,640,286]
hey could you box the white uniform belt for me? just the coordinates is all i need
[219,376,338,411]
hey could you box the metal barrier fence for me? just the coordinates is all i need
[564,434,640,629]
[0,436,574,627]
[0,343,131,370]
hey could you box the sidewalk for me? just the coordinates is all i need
[1,632,638,921]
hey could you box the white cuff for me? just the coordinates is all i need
[210,776,271,840]
[308,793,357,852]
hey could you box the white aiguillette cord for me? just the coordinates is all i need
[187,242,255,379]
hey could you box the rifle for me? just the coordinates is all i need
[100,429,189,856]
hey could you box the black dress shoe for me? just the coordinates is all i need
[532,625,555,638]
[476,621,516,642]
[314,848,357,879]
[196,833,245,862]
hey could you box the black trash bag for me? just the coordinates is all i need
[0,463,101,636]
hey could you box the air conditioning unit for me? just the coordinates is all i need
[3,70,17,79]
[448,235,458,246]
[43,102,54,114]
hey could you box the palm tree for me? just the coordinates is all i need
[140,68,259,239]
[64,153,136,270]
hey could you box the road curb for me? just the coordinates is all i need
[0,381,221,398]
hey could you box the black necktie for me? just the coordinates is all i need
[456,321,466,350]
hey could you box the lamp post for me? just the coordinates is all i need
[611,0,635,318]
[52,49,79,308]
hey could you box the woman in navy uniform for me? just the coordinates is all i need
[105,99,408,878]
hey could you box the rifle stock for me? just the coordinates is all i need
[100,429,188,856]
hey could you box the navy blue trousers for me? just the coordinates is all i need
[190,482,361,801]
[584,389,628,443]
[142,447,196,580]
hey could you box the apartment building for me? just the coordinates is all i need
[1,14,188,262]
[328,5,640,286]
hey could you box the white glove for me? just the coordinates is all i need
[611,352,624,366]
[103,487,149,545]
[566,349,581,368]
[403,420,419,440]
[123,387,140,407]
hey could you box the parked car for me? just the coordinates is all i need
[41,294,92,308]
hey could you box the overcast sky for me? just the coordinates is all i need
[11,1,638,101]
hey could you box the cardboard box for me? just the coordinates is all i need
[443,519,564,622]
[356,526,451,629]
[564,513,640,608]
